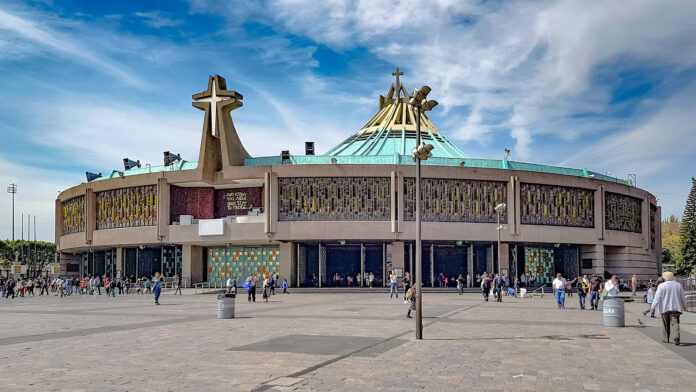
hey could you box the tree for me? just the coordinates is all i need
[662,248,673,265]
[0,240,56,279]
[678,177,696,275]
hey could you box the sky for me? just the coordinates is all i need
[1,0,695,242]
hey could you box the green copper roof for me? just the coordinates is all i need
[95,160,198,180]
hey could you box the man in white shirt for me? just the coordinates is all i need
[651,271,686,346]
[604,275,620,297]
[552,273,568,308]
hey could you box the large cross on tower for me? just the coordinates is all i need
[392,66,403,101]
[192,75,243,138]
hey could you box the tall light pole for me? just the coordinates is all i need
[495,203,506,278]
[410,86,438,340]
[7,183,17,241]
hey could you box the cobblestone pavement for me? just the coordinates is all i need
[1,290,695,391]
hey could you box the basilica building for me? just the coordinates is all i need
[56,73,661,288]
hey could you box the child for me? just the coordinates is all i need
[282,279,289,294]
[643,284,656,317]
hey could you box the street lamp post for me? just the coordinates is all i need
[410,86,438,340]
[495,203,506,278]
[7,183,17,241]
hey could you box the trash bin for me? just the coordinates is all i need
[217,293,235,319]
[603,297,624,327]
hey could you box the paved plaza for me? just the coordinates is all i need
[1,290,695,391]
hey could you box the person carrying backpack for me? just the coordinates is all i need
[481,276,491,302]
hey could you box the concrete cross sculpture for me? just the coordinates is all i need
[192,75,243,138]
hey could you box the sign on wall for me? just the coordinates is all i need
[214,187,263,216]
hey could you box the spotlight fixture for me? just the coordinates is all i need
[116,170,125,179]
[281,150,291,161]
[305,141,315,156]
[412,142,434,162]
[85,172,102,182]
[459,161,466,167]
[164,151,182,166]
[123,158,141,170]
[331,158,338,164]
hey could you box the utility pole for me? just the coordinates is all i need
[21,213,24,241]
[7,183,17,241]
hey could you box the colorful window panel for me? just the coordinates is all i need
[524,247,555,284]
[520,183,594,228]
[404,178,507,223]
[62,196,85,234]
[96,185,158,230]
[605,192,642,233]
[650,204,657,249]
[278,177,390,221]
[207,246,280,283]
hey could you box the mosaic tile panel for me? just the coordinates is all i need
[520,183,594,228]
[278,177,390,221]
[62,196,85,234]
[96,185,157,230]
[650,203,657,249]
[524,247,554,284]
[605,192,642,233]
[207,246,280,284]
[404,178,507,222]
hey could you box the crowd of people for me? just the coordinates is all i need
[0,272,180,304]
[223,271,288,303]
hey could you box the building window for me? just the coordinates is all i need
[96,185,158,230]
[605,192,642,233]
[520,183,594,228]
[62,196,86,234]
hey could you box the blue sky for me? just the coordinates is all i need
[1,0,695,241]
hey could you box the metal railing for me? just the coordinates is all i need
[193,281,226,294]
[521,284,546,298]
[685,291,696,313]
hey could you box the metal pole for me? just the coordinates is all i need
[34,215,36,241]
[21,213,24,241]
[497,211,501,277]
[415,104,423,340]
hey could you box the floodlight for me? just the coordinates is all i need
[116,170,125,179]
[86,172,102,182]
[164,151,182,166]
[123,158,141,170]
[421,99,438,111]
[495,203,506,212]
[281,150,290,160]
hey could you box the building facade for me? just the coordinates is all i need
[55,74,661,287]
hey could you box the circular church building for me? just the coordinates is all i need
[56,74,661,288]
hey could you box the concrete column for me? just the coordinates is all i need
[296,243,301,288]
[85,188,95,245]
[157,178,169,238]
[278,242,294,285]
[507,176,517,235]
[430,244,434,288]
[397,173,404,233]
[642,198,650,250]
[360,243,365,288]
[383,243,387,287]
[55,199,63,249]
[270,172,278,234]
[116,247,123,278]
[409,243,413,280]
[656,205,663,274]
[182,244,205,284]
[487,244,494,274]
[391,171,397,233]
[467,244,474,287]
[391,241,405,270]
[500,243,510,277]
[595,185,604,240]
[318,243,323,288]
[264,172,271,234]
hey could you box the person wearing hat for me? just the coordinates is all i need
[650,271,686,346]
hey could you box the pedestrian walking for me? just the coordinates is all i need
[282,279,289,294]
[389,271,399,299]
[651,271,686,345]
[481,276,491,302]
[175,275,183,295]
[552,273,568,308]
[457,274,464,295]
[145,278,152,294]
[577,277,588,309]
[262,275,271,302]
[245,274,257,302]
[492,274,503,302]
[631,274,638,297]
[589,274,602,310]
[604,275,620,297]
[153,272,163,305]
[405,285,417,318]
[643,284,656,317]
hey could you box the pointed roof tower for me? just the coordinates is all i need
[325,67,468,159]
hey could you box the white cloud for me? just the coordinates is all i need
[0,7,147,88]
[133,11,182,28]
